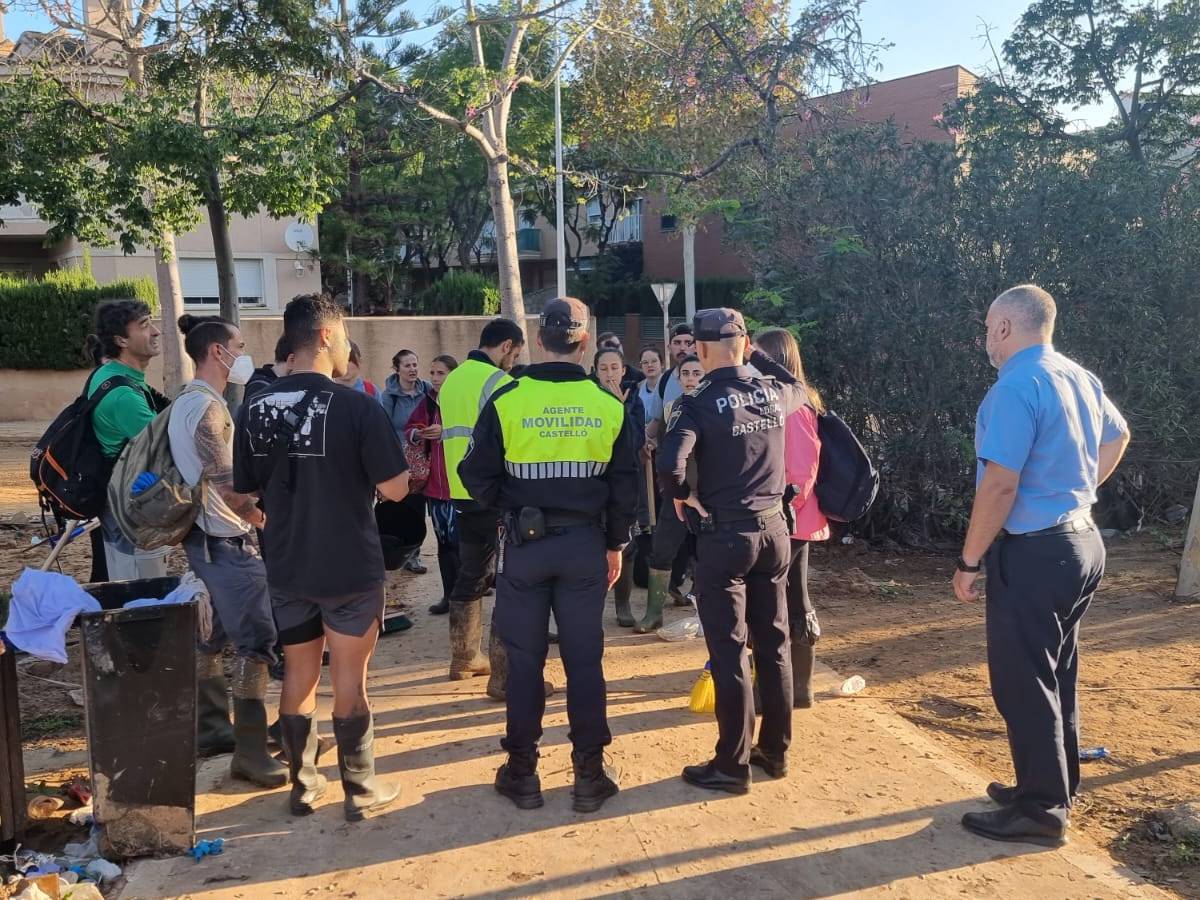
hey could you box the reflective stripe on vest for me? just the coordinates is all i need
[440,359,512,500]
[493,378,623,477]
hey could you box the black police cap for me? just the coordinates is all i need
[693,307,747,342]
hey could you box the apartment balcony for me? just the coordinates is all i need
[608,213,643,245]
[0,201,52,237]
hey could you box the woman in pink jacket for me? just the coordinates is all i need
[755,328,830,708]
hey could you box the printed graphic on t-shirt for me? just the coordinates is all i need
[246,390,332,457]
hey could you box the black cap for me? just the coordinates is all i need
[693,307,747,342]
[539,298,587,340]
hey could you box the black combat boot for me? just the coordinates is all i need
[571,748,619,813]
[495,748,543,810]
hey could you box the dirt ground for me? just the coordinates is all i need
[2,424,1198,897]
[811,532,1200,896]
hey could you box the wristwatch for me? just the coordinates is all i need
[956,556,982,574]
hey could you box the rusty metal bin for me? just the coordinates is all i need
[80,576,196,857]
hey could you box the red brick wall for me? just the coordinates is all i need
[642,66,978,284]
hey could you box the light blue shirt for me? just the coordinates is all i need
[637,379,661,424]
[976,344,1128,534]
[643,368,684,424]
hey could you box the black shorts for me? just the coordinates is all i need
[272,583,386,645]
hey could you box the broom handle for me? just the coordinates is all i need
[644,456,657,529]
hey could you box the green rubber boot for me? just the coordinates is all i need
[634,569,671,634]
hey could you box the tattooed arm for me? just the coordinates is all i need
[195,401,265,528]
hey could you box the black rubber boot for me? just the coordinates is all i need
[571,748,619,813]
[230,659,288,788]
[279,713,328,816]
[333,713,400,822]
[791,639,816,709]
[448,601,490,680]
[429,596,450,615]
[495,749,543,810]
[197,655,235,757]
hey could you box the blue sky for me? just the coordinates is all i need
[0,0,1114,125]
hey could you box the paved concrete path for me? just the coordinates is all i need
[119,592,1164,900]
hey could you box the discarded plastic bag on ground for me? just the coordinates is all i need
[657,616,702,642]
[840,675,866,695]
[84,859,121,883]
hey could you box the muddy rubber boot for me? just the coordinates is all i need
[571,748,619,813]
[333,713,400,822]
[634,569,670,634]
[230,658,288,788]
[448,600,491,681]
[791,639,816,709]
[197,654,236,757]
[485,631,554,701]
[495,749,543,810]
[279,713,328,816]
[613,558,635,628]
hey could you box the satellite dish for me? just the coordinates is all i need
[285,222,315,253]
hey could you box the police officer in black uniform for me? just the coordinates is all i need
[659,308,809,794]
[460,298,640,813]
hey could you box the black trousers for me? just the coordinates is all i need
[494,525,610,754]
[694,514,792,777]
[648,497,693,587]
[787,541,818,642]
[447,504,501,605]
[985,526,1105,821]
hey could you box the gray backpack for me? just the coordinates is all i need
[107,385,207,550]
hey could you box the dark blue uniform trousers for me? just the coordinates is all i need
[694,513,793,778]
[495,525,612,754]
[985,527,1105,822]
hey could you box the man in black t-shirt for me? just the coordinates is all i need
[234,293,410,823]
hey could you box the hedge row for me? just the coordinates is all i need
[413,271,501,316]
[0,268,158,370]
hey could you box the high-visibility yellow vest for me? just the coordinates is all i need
[441,357,511,500]
[492,377,624,478]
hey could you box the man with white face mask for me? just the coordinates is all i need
[169,314,287,790]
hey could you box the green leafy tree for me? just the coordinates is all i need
[997,0,1200,163]
[0,0,350,391]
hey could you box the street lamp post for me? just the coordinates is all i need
[651,282,678,364]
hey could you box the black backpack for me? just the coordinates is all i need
[814,410,879,523]
[30,371,140,521]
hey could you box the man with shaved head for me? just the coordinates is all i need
[953,284,1130,847]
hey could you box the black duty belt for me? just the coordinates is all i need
[543,510,599,530]
[708,509,785,532]
[1000,517,1094,540]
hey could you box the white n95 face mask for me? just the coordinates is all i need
[223,350,255,385]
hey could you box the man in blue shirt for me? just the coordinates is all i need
[953,284,1130,847]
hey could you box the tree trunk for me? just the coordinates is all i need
[204,166,240,328]
[683,224,697,320]
[203,165,241,404]
[127,53,188,395]
[154,236,192,394]
[485,156,527,326]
